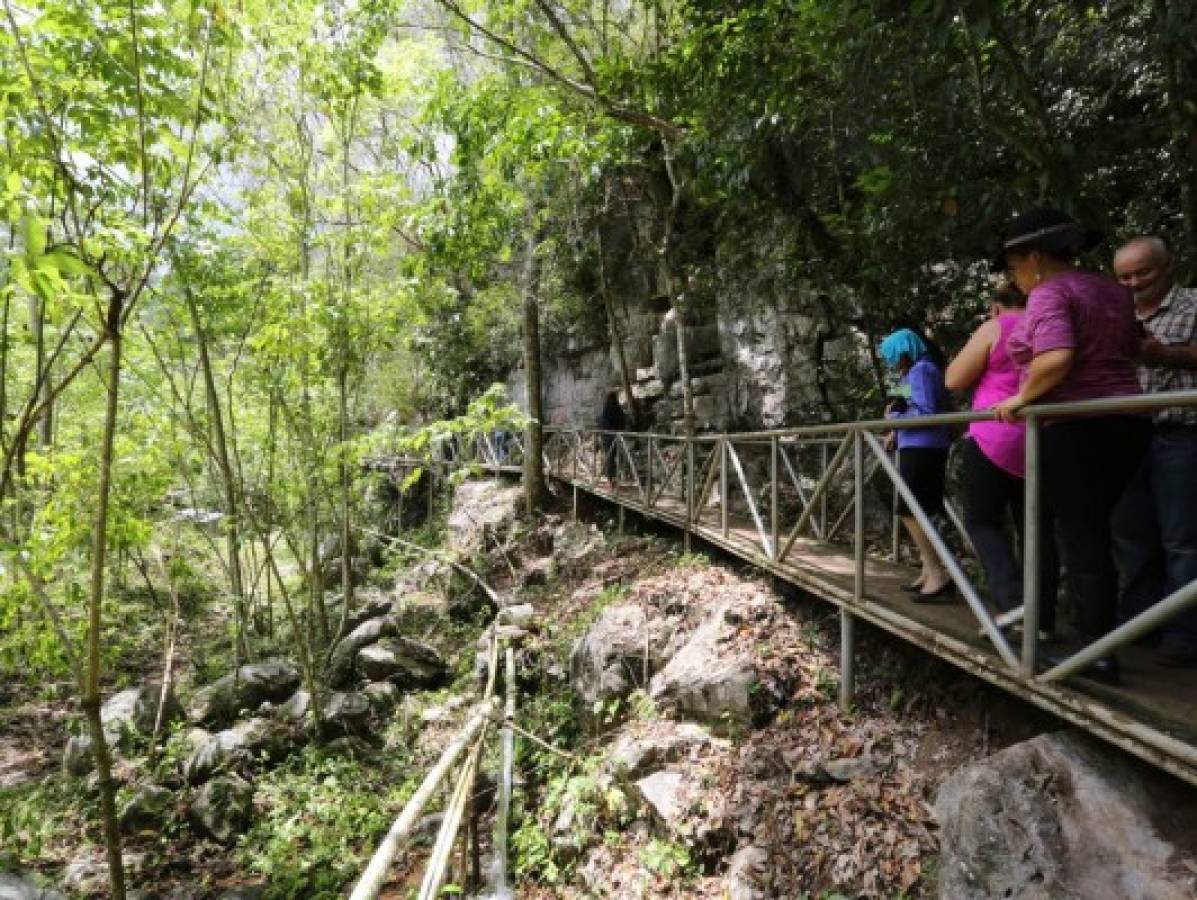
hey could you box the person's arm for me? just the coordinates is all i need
[994,349,1076,421]
[945,320,999,392]
[1141,336,1197,370]
[889,362,944,418]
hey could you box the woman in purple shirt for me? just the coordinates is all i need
[881,328,954,600]
[992,207,1150,683]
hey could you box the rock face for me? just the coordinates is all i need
[447,480,523,557]
[608,722,719,780]
[119,782,173,831]
[191,774,254,843]
[935,731,1197,900]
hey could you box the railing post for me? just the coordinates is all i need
[685,438,695,553]
[646,436,654,509]
[842,429,864,712]
[1021,414,1041,677]
[770,436,779,563]
[891,447,901,561]
[820,441,829,537]
[721,438,729,538]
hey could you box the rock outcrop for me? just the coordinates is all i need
[935,731,1197,900]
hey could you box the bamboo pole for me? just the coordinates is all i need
[348,699,496,900]
[492,646,516,899]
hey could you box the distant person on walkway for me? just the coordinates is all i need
[994,207,1149,683]
[597,391,627,483]
[945,283,1059,634]
[1111,236,1197,666]
[881,327,954,601]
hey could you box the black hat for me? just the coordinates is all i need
[989,207,1103,272]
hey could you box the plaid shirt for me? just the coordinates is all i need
[1138,284,1197,426]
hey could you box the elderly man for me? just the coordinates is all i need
[1112,236,1197,666]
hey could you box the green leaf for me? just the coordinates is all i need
[21,214,46,259]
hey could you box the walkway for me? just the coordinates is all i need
[378,391,1197,786]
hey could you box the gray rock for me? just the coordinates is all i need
[608,722,719,780]
[61,855,108,895]
[570,604,667,714]
[188,662,300,727]
[338,592,396,638]
[62,681,183,775]
[935,731,1197,900]
[322,692,372,737]
[191,774,254,843]
[498,603,535,628]
[183,718,288,785]
[275,690,311,724]
[649,604,757,729]
[364,681,399,710]
[120,782,173,831]
[328,616,399,686]
[0,873,65,900]
[356,637,448,688]
[447,480,523,557]
[821,755,879,783]
[725,844,768,900]
[633,770,696,834]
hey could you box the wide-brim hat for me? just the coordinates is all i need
[989,207,1103,272]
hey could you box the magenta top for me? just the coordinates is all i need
[1006,270,1142,404]
[970,313,1026,478]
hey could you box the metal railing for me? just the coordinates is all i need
[542,389,1197,747]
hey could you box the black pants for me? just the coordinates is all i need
[960,438,1059,630]
[1041,415,1152,640]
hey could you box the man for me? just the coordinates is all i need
[1112,236,1197,666]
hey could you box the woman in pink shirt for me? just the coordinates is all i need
[992,207,1150,684]
[946,284,1058,632]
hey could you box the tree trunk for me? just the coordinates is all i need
[85,292,127,900]
[660,145,694,436]
[1157,0,1197,277]
[338,362,354,624]
[183,282,250,664]
[521,228,546,515]
[596,223,641,428]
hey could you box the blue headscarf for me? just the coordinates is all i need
[879,328,928,370]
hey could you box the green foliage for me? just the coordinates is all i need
[236,744,419,898]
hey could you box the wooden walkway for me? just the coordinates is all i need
[563,476,1197,786]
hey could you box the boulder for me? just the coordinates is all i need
[725,844,769,900]
[183,718,289,785]
[191,774,254,843]
[62,681,183,775]
[608,722,719,780]
[119,782,173,831]
[633,770,698,835]
[188,662,300,727]
[235,662,302,709]
[934,731,1197,900]
[649,604,758,729]
[275,690,311,724]
[551,521,606,578]
[498,603,536,628]
[447,480,523,556]
[60,855,107,896]
[0,873,65,900]
[356,637,449,688]
[327,616,399,687]
[364,681,399,710]
[338,592,396,638]
[570,605,668,713]
[322,692,372,737]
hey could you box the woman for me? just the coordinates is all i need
[881,327,954,600]
[945,283,1059,633]
[993,207,1149,682]
[596,390,627,483]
